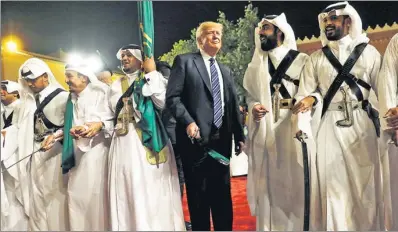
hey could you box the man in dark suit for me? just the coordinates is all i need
[166,21,245,231]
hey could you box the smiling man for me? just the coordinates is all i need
[243,13,311,231]
[105,44,185,231]
[43,62,113,231]
[166,21,245,231]
[293,1,383,230]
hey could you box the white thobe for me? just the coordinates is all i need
[21,85,70,231]
[106,70,185,231]
[1,99,29,231]
[377,33,398,231]
[1,100,20,129]
[244,46,311,231]
[66,83,112,231]
[296,35,383,230]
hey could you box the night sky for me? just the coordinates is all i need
[1,1,397,69]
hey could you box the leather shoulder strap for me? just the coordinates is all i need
[321,43,368,117]
[35,88,65,114]
[114,79,136,125]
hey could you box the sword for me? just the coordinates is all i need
[1,137,60,173]
[295,131,310,231]
[272,83,281,123]
[336,87,354,127]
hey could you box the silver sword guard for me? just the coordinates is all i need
[336,87,354,127]
[295,131,308,143]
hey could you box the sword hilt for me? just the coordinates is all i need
[272,83,282,123]
[295,131,308,143]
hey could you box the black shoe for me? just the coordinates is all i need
[185,221,192,230]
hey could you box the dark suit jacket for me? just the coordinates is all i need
[166,51,244,163]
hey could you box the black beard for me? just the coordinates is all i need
[122,67,131,73]
[260,34,278,51]
[325,26,344,41]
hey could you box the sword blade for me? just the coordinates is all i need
[1,135,61,173]
[1,148,42,173]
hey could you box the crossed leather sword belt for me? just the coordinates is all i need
[327,99,364,111]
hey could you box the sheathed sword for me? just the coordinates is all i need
[295,131,310,231]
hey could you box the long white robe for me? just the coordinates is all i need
[1,100,20,130]
[66,83,112,231]
[106,71,185,231]
[18,85,70,231]
[377,33,398,231]
[245,45,313,230]
[1,100,28,232]
[296,35,383,230]
[1,124,29,231]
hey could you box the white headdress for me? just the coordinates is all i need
[18,57,64,95]
[1,80,20,94]
[116,44,143,62]
[65,63,108,92]
[244,13,298,134]
[256,13,297,53]
[318,1,368,46]
[16,58,65,131]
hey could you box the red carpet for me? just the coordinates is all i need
[182,176,256,231]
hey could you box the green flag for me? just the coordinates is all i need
[135,1,168,153]
[138,1,154,59]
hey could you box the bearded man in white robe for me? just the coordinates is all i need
[377,33,398,231]
[105,44,185,231]
[0,80,29,231]
[42,62,113,230]
[17,58,69,230]
[293,2,383,230]
[243,13,315,231]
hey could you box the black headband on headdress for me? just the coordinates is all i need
[119,44,141,51]
[20,69,33,78]
[118,43,144,61]
[263,14,278,20]
[322,3,347,13]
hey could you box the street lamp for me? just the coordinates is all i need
[5,41,17,52]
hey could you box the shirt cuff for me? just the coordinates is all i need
[142,71,167,97]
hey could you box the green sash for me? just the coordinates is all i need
[61,94,75,174]
[132,72,168,153]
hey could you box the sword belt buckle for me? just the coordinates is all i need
[279,98,293,109]
[328,100,362,111]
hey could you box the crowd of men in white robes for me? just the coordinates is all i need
[1,1,398,231]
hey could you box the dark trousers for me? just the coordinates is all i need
[181,129,233,231]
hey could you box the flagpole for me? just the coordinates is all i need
[137,1,155,59]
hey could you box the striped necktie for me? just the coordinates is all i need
[209,58,222,128]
